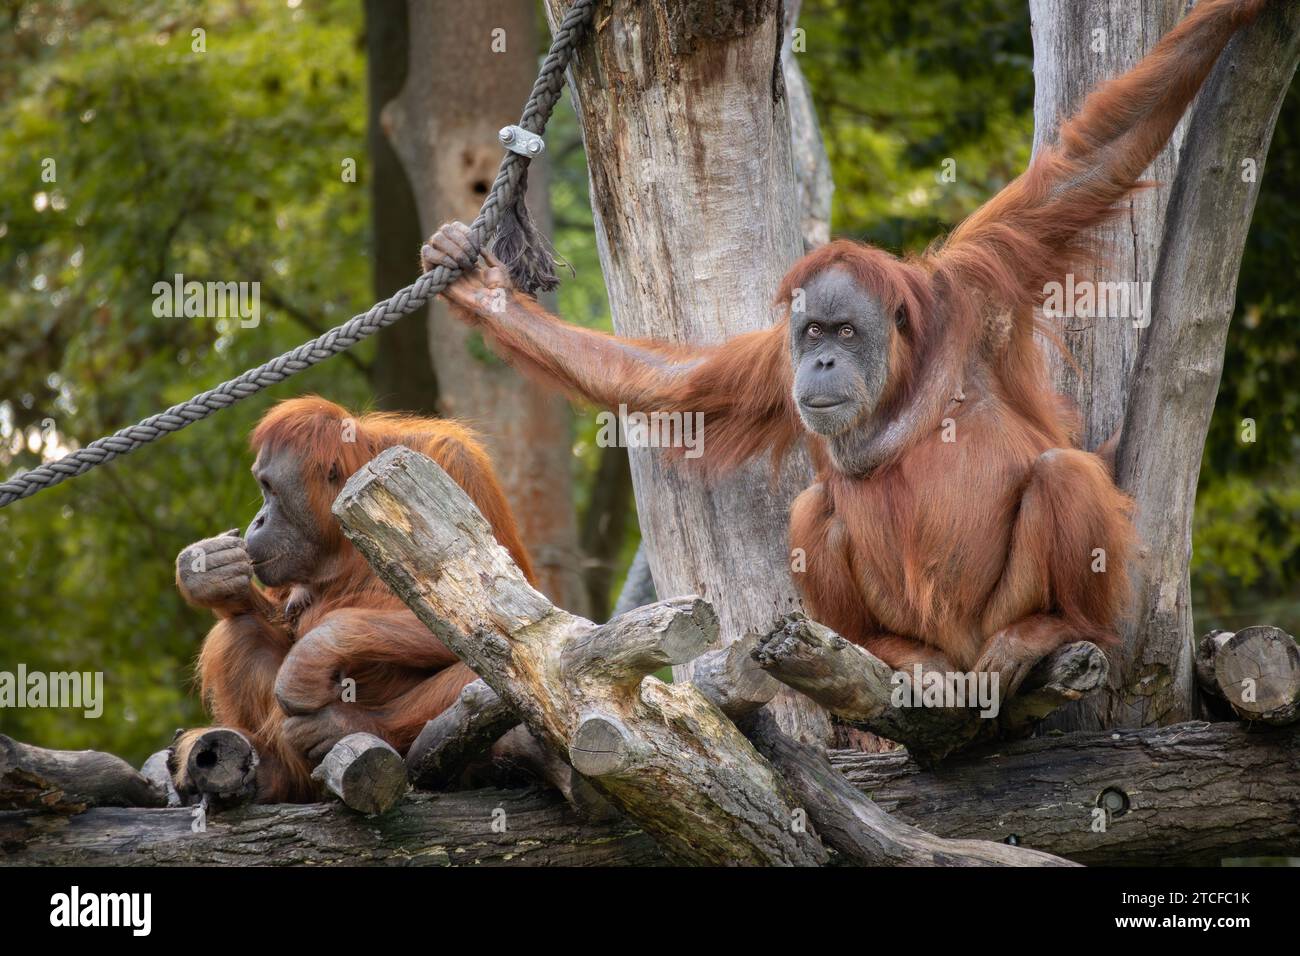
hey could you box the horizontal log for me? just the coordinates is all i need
[832,720,1300,866]
[0,734,162,812]
[4,721,1293,866]
[406,679,518,791]
[0,788,664,867]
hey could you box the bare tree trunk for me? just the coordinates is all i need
[382,1,589,615]
[1030,0,1300,730]
[366,0,439,416]
[543,0,830,744]
[604,1,831,628]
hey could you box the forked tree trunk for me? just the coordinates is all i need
[542,0,830,743]
[1030,0,1300,730]
[383,1,590,616]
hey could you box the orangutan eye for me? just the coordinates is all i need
[838,325,855,339]
[895,308,907,329]
[807,323,823,338]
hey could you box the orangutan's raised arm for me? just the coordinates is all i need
[935,0,1270,308]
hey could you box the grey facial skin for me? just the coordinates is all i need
[789,268,894,437]
[244,448,329,588]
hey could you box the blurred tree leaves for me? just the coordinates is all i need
[799,0,1034,249]
[0,0,373,761]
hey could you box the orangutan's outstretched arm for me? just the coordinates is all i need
[425,222,803,471]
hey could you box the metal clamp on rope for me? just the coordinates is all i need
[499,125,545,158]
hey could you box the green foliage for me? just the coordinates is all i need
[800,0,1033,250]
[0,0,372,762]
[1193,476,1300,632]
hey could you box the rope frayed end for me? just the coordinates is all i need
[490,165,572,295]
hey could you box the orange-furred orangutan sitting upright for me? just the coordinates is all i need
[421,0,1273,699]
[172,396,534,802]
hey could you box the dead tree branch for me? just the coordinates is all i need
[753,614,1107,764]
[406,679,518,790]
[333,445,826,866]
[0,735,162,812]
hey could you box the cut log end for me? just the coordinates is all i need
[185,728,259,801]
[564,596,720,688]
[692,633,780,719]
[568,716,635,777]
[313,732,407,815]
[651,597,719,665]
[1198,626,1300,726]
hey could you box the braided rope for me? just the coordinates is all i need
[0,0,597,509]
